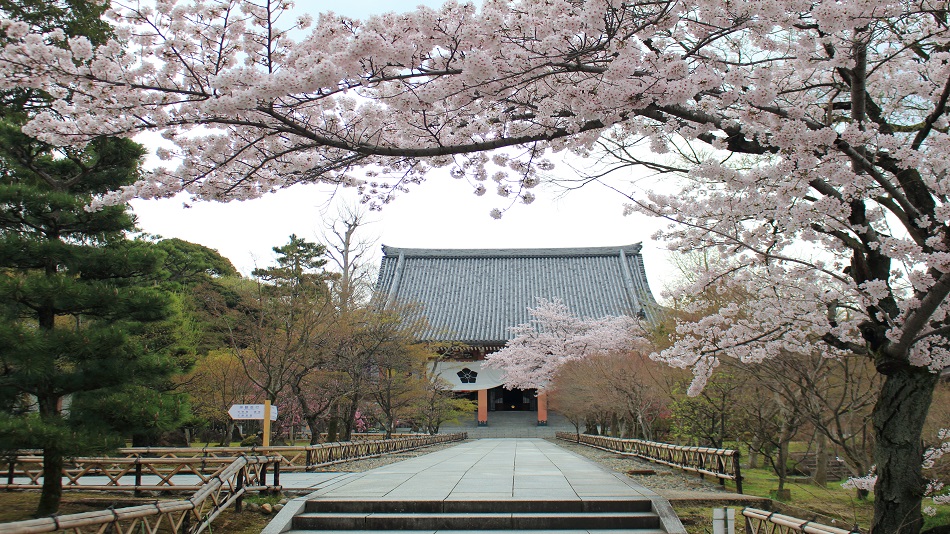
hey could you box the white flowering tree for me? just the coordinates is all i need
[2,0,950,530]
[484,298,644,390]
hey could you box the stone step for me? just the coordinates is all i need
[293,511,662,531]
[284,530,669,534]
[304,499,654,514]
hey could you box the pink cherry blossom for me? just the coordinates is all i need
[484,298,646,390]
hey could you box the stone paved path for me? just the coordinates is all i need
[306,438,658,500]
[264,438,686,534]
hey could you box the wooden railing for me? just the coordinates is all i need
[0,454,280,534]
[118,432,467,472]
[742,508,859,534]
[1,432,467,490]
[556,431,743,493]
[1,456,279,492]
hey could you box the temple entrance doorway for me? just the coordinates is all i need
[489,386,537,411]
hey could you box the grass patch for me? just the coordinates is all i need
[721,466,874,529]
[671,504,715,534]
[713,465,950,533]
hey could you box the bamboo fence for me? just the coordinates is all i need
[0,454,279,534]
[1,432,468,490]
[742,508,860,534]
[555,431,743,493]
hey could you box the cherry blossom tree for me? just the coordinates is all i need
[2,1,950,530]
[484,297,645,389]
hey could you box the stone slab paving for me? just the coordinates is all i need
[306,438,658,500]
[263,438,686,534]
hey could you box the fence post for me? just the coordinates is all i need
[235,466,245,512]
[134,459,143,497]
[6,454,15,490]
[719,455,726,487]
[698,448,705,481]
[734,451,743,494]
[272,459,280,492]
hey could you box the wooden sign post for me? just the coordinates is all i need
[228,403,278,446]
[262,400,272,447]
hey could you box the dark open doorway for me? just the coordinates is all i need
[489,386,537,411]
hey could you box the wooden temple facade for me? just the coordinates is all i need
[374,244,659,427]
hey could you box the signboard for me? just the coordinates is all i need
[228,404,278,421]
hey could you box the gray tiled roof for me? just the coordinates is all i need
[374,244,659,345]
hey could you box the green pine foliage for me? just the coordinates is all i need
[0,2,194,515]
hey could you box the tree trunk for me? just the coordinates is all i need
[815,432,828,487]
[220,420,236,446]
[776,438,789,492]
[342,394,360,441]
[585,418,597,435]
[36,446,63,517]
[871,365,939,534]
[306,415,323,445]
[326,416,339,443]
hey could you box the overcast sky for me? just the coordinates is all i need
[129,0,678,299]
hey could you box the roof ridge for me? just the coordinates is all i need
[380,243,643,258]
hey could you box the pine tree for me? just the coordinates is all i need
[0,1,184,516]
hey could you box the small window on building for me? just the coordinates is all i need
[457,368,478,384]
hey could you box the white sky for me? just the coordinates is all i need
[129,0,679,298]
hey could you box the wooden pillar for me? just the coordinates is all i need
[537,392,548,426]
[477,389,488,426]
[262,400,272,447]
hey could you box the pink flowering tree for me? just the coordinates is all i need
[2,1,950,530]
[484,298,645,390]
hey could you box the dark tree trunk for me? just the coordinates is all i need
[306,415,323,445]
[220,420,236,446]
[871,365,939,534]
[342,394,360,441]
[35,395,63,517]
[776,438,789,492]
[815,432,828,487]
[326,415,339,443]
[36,446,63,517]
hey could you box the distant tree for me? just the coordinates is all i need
[153,238,238,287]
[485,298,645,390]
[413,366,476,435]
[321,204,378,311]
[182,349,256,446]
[330,305,426,440]
[729,349,879,492]
[218,235,336,443]
[668,371,744,449]
[548,360,603,435]
[731,372,807,496]
[367,335,430,439]
[548,351,669,440]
